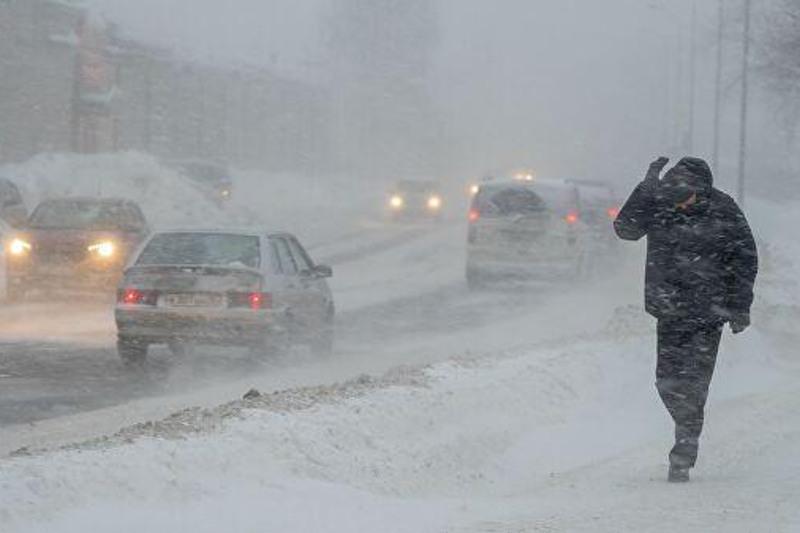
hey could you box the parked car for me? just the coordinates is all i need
[5,197,149,300]
[387,179,444,220]
[0,177,28,228]
[114,230,335,364]
[166,159,233,206]
[465,178,586,288]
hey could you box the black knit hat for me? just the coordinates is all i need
[660,157,713,204]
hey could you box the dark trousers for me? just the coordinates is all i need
[656,318,723,468]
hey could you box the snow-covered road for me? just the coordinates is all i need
[0,212,639,450]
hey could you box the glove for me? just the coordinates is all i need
[645,157,670,183]
[730,313,751,334]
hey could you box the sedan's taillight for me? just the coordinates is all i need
[228,292,272,310]
[118,288,158,306]
[564,211,580,225]
[468,208,480,223]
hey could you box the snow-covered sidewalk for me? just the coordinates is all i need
[1,322,797,532]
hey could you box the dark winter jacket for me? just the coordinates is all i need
[614,158,758,321]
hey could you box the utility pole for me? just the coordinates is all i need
[143,58,153,152]
[737,0,752,206]
[688,0,697,153]
[712,0,724,172]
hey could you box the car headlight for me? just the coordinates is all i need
[390,195,405,209]
[88,241,115,258]
[427,195,442,210]
[221,189,231,197]
[9,238,32,256]
[468,184,480,196]
[514,172,535,182]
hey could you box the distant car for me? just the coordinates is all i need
[5,197,149,300]
[114,230,335,364]
[387,179,444,220]
[467,175,496,197]
[0,218,12,301]
[465,179,586,288]
[0,177,28,228]
[567,179,621,249]
[166,159,233,206]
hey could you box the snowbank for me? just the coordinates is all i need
[0,152,381,245]
[1,325,795,532]
[1,152,232,229]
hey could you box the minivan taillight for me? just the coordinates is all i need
[118,288,158,306]
[229,292,272,310]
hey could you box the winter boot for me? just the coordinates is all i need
[668,463,690,483]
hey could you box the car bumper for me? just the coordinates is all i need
[115,307,277,345]
[467,247,582,280]
[8,264,122,291]
[389,207,441,218]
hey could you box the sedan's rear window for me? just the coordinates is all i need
[136,233,260,269]
[476,187,546,216]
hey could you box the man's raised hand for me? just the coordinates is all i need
[646,156,670,182]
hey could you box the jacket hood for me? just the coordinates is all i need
[660,157,713,205]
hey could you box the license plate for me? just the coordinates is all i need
[37,264,75,275]
[501,228,544,242]
[162,293,222,308]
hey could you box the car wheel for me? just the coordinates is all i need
[248,329,290,360]
[466,266,486,290]
[575,249,591,280]
[309,326,334,357]
[118,337,148,366]
[168,340,191,357]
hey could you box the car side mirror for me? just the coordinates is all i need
[314,264,333,278]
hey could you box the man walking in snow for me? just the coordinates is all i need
[614,156,758,482]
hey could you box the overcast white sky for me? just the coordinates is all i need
[83,0,758,184]
[83,0,327,70]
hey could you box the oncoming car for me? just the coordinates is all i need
[6,197,149,300]
[0,218,12,301]
[387,179,444,220]
[167,159,233,206]
[114,230,335,364]
[465,179,586,288]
